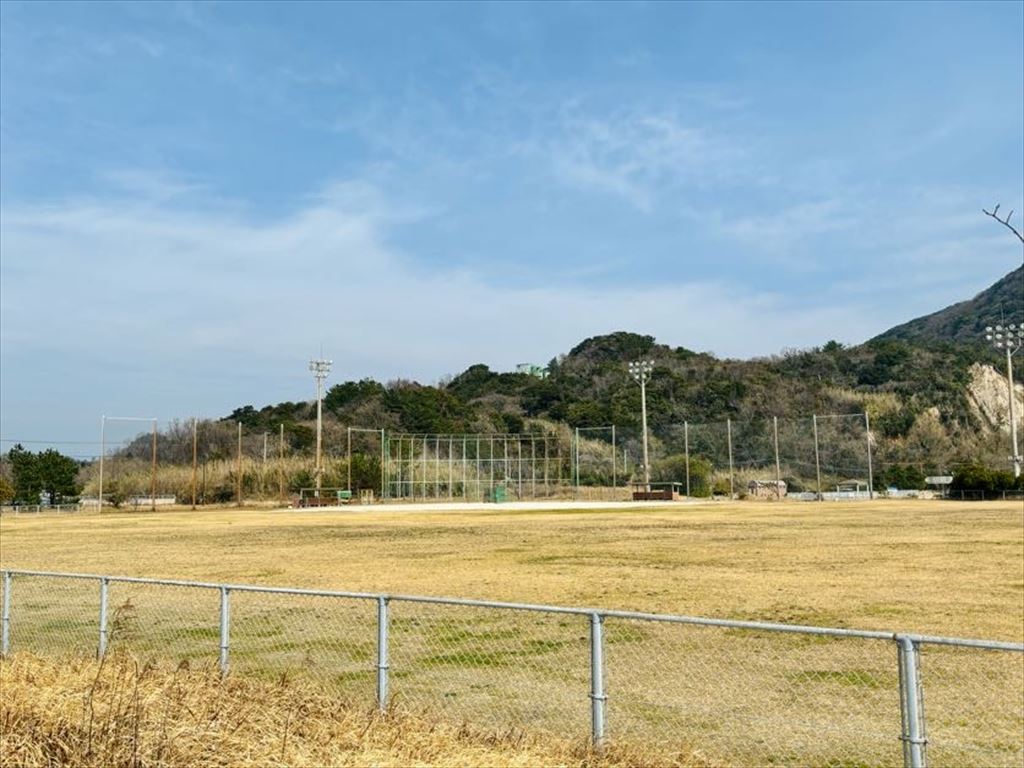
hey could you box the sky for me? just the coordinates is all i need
[1,1,1022,454]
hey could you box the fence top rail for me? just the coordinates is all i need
[3,568,1022,651]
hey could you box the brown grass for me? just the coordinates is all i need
[1,499,1021,640]
[0,652,708,768]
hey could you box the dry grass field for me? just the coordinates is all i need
[1,499,1022,767]
[1,498,1021,639]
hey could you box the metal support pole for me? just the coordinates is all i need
[865,411,875,500]
[98,577,109,659]
[98,415,106,510]
[812,415,823,501]
[381,429,386,500]
[640,377,651,491]
[448,436,454,500]
[315,374,323,495]
[151,420,157,511]
[897,636,927,768]
[191,418,198,509]
[1007,346,1021,478]
[347,427,352,491]
[574,427,580,497]
[517,438,522,498]
[237,422,243,506]
[219,586,231,676]
[589,613,606,748]
[684,421,690,497]
[544,437,549,496]
[279,424,285,503]
[611,425,617,492]
[531,437,537,499]
[726,418,735,498]
[773,416,782,500]
[1,571,10,656]
[376,597,390,711]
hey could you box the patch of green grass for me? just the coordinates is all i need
[787,669,893,690]
[420,651,518,669]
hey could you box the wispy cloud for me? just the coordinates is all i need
[547,108,746,212]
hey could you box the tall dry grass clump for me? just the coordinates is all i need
[0,653,712,768]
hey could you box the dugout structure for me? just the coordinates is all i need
[385,433,569,501]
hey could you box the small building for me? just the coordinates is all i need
[515,363,550,379]
[747,479,787,499]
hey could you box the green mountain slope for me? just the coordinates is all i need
[872,266,1023,345]
[216,268,1022,479]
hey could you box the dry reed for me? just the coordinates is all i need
[0,653,712,768]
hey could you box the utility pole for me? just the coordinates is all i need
[309,356,332,495]
[628,360,654,491]
[985,324,1023,477]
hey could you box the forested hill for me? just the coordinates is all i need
[224,268,1023,452]
[872,265,1023,345]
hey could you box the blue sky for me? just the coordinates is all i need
[1,1,1022,453]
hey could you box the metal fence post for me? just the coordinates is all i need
[377,596,390,712]
[589,613,606,748]
[1,571,10,656]
[219,586,231,676]
[897,636,927,768]
[98,577,109,658]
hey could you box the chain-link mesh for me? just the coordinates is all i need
[604,619,901,766]
[3,571,1022,767]
[230,590,376,703]
[6,574,98,657]
[387,601,590,736]
[104,581,219,663]
[917,643,1024,767]
[815,414,872,492]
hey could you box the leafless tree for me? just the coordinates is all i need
[983,203,1024,246]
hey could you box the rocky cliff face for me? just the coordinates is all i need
[966,362,1024,432]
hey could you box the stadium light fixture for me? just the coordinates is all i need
[309,357,332,494]
[984,324,1024,478]
[628,359,655,491]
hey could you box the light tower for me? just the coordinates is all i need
[628,359,655,491]
[984,324,1024,478]
[309,356,332,494]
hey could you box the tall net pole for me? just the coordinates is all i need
[151,421,157,511]
[191,418,198,510]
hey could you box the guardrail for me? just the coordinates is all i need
[1,569,1021,767]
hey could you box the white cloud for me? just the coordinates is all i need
[547,109,745,212]
[0,184,879,425]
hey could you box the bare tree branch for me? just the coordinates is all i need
[983,203,1024,246]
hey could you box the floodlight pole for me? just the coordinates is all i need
[629,360,654,491]
[985,324,1023,477]
[309,357,332,495]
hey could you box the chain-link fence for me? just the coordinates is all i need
[2,570,1020,767]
